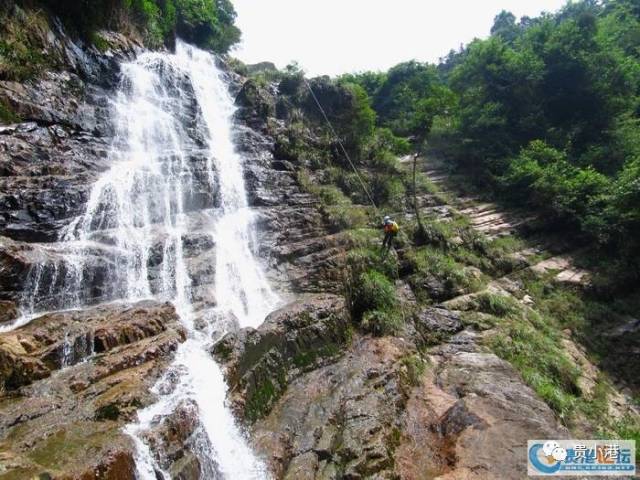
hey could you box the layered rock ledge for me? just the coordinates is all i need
[0,301,185,478]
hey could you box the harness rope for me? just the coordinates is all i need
[303,78,381,217]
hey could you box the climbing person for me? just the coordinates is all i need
[381,215,399,252]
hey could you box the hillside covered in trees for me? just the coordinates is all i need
[341,0,640,290]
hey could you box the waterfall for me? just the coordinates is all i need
[124,42,279,479]
[6,40,278,478]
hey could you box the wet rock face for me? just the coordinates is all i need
[0,117,112,242]
[217,288,571,479]
[0,301,185,478]
[0,300,184,392]
[141,399,222,479]
[212,294,352,422]
[0,24,137,243]
[0,300,17,326]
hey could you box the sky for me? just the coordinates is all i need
[231,0,568,77]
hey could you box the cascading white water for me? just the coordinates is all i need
[185,45,278,329]
[6,40,279,478]
[124,42,279,479]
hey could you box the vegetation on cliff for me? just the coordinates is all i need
[243,56,638,444]
[44,0,240,51]
[344,0,640,287]
[0,0,240,82]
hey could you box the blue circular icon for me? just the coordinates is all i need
[529,443,562,474]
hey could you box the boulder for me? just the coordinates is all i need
[212,294,351,422]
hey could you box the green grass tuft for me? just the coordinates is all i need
[349,269,397,319]
[474,292,519,317]
[0,99,20,124]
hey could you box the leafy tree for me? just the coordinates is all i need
[338,71,387,98]
[35,0,240,52]
[449,37,545,166]
[372,61,445,137]
[491,10,519,44]
[174,0,240,52]
[386,0,640,271]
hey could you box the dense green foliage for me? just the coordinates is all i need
[342,61,455,139]
[346,0,640,284]
[14,0,239,52]
[274,69,417,218]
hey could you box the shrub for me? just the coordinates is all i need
[610,416,640,445]
[328,170,370,204]
[369,128,411,156]
[346,247,399,280]
[317,185,349,206]
[0,99,20,124]
[349,269,397,319]
[406,246,480,299]
[400,353,427,386]
[361,308,403,336]
[343,227,379,246]
[371,175,406,210]
[174,0,240,53]
[474,292,518,317]
[415,218,454,247]
[0,9,51,81]
[39,0,240,52]
[325,204,369,232]
[370,149,401,173]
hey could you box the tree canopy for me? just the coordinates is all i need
[37,0,240,52]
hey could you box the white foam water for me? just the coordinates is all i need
[124,42,278,479]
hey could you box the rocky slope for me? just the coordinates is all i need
[211,79,579,479]
[217,66,639,479]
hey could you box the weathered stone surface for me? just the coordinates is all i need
[0,300,184,392]
[252,336,412,480]
[0,45,121,242]
[0,300,17,326]
[140,399,223,479]
[413,307,463,346]
[396,351,569,480]
[0,301,185,478]
[237,300,570,480]
[235,79,277,128]
[213,294,351,422]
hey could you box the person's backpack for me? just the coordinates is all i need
[390,221,399,234]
